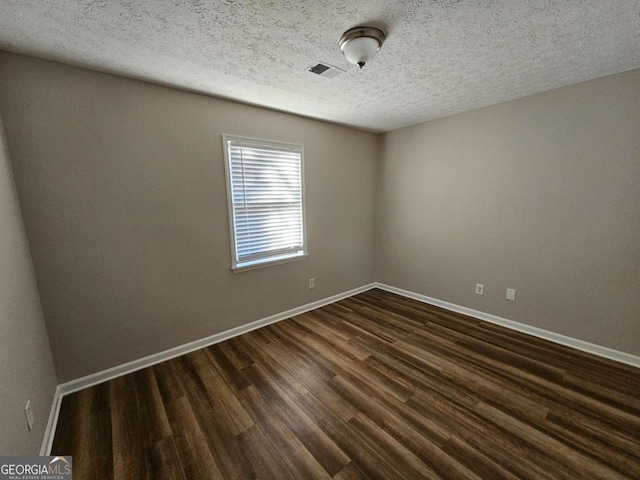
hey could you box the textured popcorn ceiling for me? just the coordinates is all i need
[0,0,639,132]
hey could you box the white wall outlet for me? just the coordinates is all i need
[475,283,484,295]
[24,400,34,431]
[308,278,315,289]
[506,288,516,301]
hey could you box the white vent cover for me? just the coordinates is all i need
[308,62,345,79]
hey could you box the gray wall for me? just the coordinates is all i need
[0,113,57,454]
[1,50,638,390]
[376,69,640,355]
[0,52,377,382]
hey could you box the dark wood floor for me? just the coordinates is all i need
[52,289,640,479]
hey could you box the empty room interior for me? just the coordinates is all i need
[1,1,639,479]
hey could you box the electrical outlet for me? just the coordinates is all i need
[308,278,315,289]
[475,283,484,295]
[506,288,516,301]
[24,401,34,431]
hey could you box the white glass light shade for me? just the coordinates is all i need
[338,26,386,68]
[342,37,380,67]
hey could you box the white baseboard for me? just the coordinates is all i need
[40,385,62,456]
[59,283,376,396]
[42,280,639,454]
[41,282,376,454]
[375,283,640,369]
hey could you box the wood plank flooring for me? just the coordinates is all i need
[52,289,640,479]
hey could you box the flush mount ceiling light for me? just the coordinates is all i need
[338,26,386,69]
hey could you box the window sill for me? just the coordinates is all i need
[231,253,308,273]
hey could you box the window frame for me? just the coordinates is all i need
[222,134,308,272]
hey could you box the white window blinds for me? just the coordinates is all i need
[223,135,306,270]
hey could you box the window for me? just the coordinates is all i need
[223,135,307,271]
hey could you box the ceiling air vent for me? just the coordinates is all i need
[308,62,345,79]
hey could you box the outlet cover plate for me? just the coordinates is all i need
[475,283,484,295]
[24,401,34,431]
[506,288,516,301]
